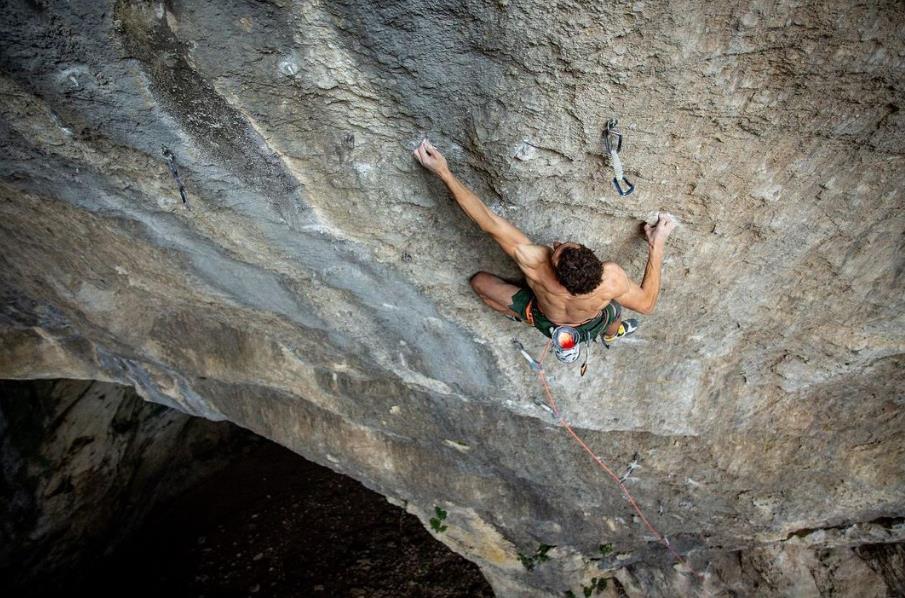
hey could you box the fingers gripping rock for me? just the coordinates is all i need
[412,138,448,175]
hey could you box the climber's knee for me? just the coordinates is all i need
[469,271,493,296]
[469,272,522,317]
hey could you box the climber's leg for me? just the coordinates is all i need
[469,271,522,319]
[604,316,622,338]
[602,301,639,344]
[603,300,624,337]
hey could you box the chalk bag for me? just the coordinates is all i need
[551,325,582,363]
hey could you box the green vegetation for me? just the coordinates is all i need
[582,577,608,595]
[517,543,555,571]
[429,506,448,533]
[565,577,608,596]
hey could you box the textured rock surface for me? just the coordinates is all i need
[1,0,903,595]
[0,379,247,593]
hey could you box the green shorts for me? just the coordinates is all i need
[507,287,621,341]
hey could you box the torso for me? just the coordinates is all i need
[515,244,619,326]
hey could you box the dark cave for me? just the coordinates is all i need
[0,379,492,597]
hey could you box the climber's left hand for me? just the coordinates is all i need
[413,139,449,177]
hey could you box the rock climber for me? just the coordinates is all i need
[412,139,676,345]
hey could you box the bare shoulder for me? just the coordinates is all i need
[601,261,630,295]
[514,244,551,269]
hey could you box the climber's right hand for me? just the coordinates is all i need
[644,213,677,249]
[413,139,449,177]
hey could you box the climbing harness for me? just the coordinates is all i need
[162,147,188,205]
[518,339,706,582]
[524,298,537,326]
[603,118,635,197]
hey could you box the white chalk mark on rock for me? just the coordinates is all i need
[278,55,300,77]
[512,140,538,161]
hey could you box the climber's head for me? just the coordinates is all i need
[551,242,603,295]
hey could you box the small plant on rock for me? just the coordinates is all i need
[429,506,448,533]
[518,543,556,570]
[581,576,608,596]
[566,576,608,596]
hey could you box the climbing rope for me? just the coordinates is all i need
[533,339,705,581]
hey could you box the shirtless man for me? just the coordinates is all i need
[413,139,676,344]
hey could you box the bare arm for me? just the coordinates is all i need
[413,139,531,257]
[610,214,676,315]
[439,170,531,256]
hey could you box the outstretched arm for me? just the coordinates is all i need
[609,214,676,315]
[413,139,530,257]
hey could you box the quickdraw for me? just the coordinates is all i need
[162,146,189,205]
[512,339,543,372]
[603,118,634,197]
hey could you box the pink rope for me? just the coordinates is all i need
[536,339,705,580]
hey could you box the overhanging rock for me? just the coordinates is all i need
[1,1,903,595]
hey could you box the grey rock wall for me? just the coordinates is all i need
[1,0,903,595]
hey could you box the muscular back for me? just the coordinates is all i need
[513,244,626,326]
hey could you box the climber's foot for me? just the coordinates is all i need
[602,318,639,346]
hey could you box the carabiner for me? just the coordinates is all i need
[612,176,635,196]
[603,118,623,155]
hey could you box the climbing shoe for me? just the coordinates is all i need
[602,318,639,346]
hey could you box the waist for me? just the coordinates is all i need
[534,303,604,328]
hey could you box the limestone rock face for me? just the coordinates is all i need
[1,1,903,595]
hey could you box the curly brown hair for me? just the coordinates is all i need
[554,244,603,295]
